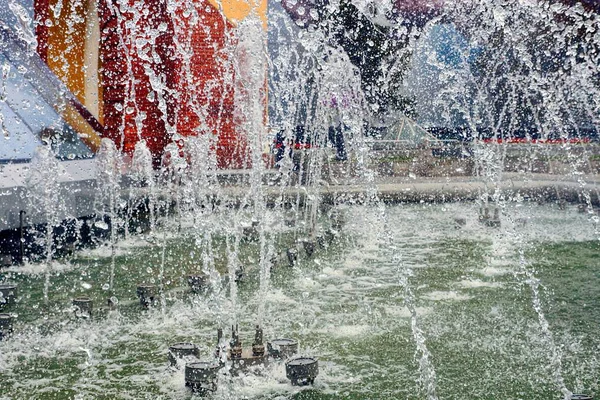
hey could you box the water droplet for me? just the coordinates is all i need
[94,221,109,230]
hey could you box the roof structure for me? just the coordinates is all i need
[373,115,436,145]
[0,22,101,162]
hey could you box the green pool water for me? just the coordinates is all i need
[0,202,598,399]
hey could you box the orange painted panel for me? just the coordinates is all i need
[44,0,88,105]
[207,0,267,28]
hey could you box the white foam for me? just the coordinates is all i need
[5,260,74,276]
[384,305,432,318]
[320,324,372,338]
[456,279,503,289]
[320,266,345,277]
[478,266,512,277]
[421,291,472,301]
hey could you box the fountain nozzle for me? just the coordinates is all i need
[287,248,298,267]
[286,356,319,386]
[230,325,242,359]
[252,325,265,356]
[0,313,13,340]
[214,328,226,365]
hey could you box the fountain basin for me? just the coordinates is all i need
[0,203,598,398]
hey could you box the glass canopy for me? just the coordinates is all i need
[0,21,100,162]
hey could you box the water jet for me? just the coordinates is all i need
[454,217,466,227]
[252,325,265,357]
[229,325,243,360]
[0,254,11,267]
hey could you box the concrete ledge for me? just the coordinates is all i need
[208,173,600,206]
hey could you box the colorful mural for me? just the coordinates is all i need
[34,0,266,168]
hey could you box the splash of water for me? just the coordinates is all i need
[26,145,65,303]
[130,140,157,233]
[95,139,122,294]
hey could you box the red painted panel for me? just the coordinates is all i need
[36,0,250,169]
[171,0,249,169]
[98,0,175,167]
[34,0,49,62]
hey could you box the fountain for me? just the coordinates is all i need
[0,0,599,399]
